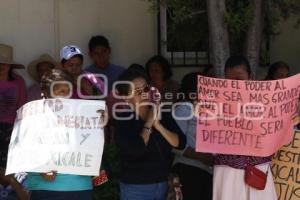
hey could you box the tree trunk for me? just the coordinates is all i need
[244,0,263,78]
[206,0,230,78]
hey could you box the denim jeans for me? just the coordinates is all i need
[120,182,168,200]
[30,190,92,200]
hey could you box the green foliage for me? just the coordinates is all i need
[142,0,160,13]
[267,0,300,35]
[272,0,300,19]
[167,1,208,51]
[224,0,254,35]
[166,0,205,22]
[146,0,300,36]
[224,0,254,55]
[144,0,300,67]
[143,0,204,21]
[144,0,208,52]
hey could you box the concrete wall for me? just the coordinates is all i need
[270,18,300,76]
[0,0,157,86]
[0,0,299,86]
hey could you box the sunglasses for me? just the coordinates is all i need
[133,84,150,96]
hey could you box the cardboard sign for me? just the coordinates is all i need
[272,130,300,200]
[196,74,300,156]
[6,99,106,176]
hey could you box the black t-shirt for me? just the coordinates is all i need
[115,111,186,184]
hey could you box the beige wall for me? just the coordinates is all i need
[172,67,200,82]
[270,17,300,76]
[0,0,157,86]
[58,0,157,68]
[0,0,56,85]
[1,0,299,86]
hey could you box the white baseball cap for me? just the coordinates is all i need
[60,45,83,60]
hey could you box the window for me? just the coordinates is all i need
[158,0,210,66]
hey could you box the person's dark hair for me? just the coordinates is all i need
[128,64,147,78]
[8,66,15,81]
[116,67,149,96]
[37,62,55,72]
[61,55,83,65]
[225,55,252,76]
[201,65,215,77]
[265,61,290,80]
[40,69,72,98]
[88,35,110,52]
[146,55,173,81]
[179,72,200,103]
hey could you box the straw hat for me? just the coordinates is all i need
[0,44,24,68]
[27,54,57,81]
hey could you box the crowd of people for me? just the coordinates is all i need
[0,34,295,200]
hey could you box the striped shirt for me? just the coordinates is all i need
[215,154,272,169]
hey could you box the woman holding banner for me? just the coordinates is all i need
[27,69,93,200]
[0,44,26,169]
[213,56,278,200]
[114,67,186,200]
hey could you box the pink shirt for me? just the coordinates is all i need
[0,74,27,124]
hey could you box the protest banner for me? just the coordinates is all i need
[6,98,106,176]
[196,73,300,156]
[272,130,300,200]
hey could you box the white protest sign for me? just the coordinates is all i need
[6,98,106,176]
